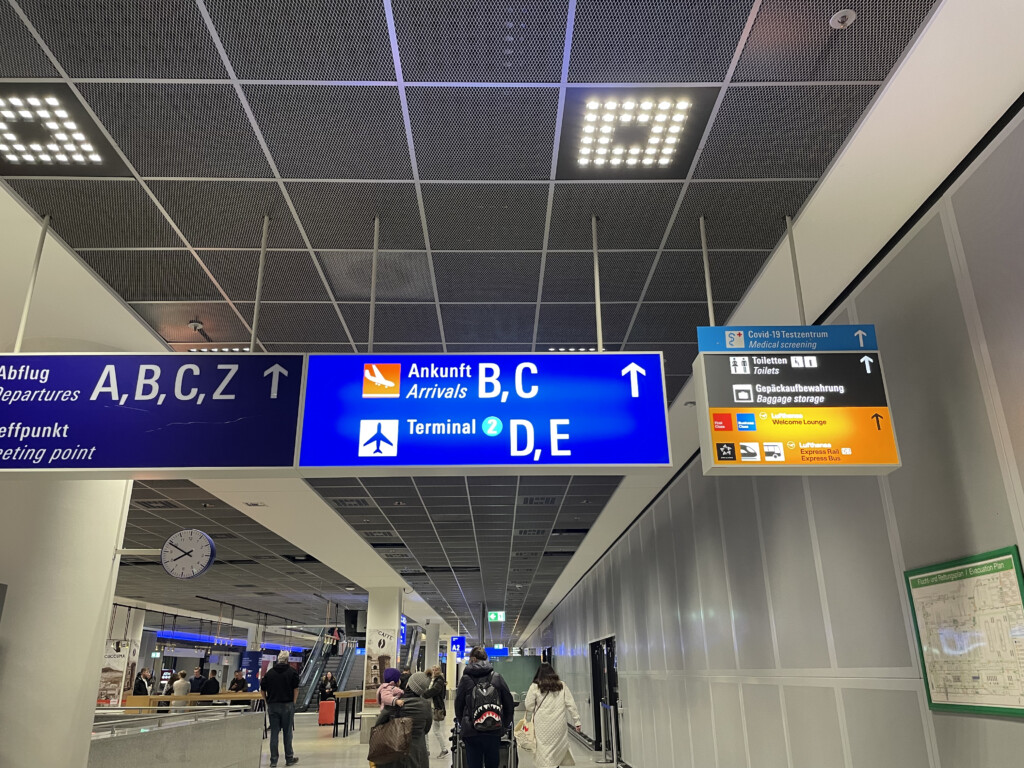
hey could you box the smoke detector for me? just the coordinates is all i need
[829,9,857,29]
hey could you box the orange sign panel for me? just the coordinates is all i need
[362,363,401,398]
[706,406,898,468]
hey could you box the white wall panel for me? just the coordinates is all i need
[784,686,845,768]
[691,470,737,670]
[756,476,831,669]
[742,684,789,768]
[842,689,930,768]
[852,213,1013,568]
[673,476,708,671]
[950,113,1024,512]
[654,495,686,671]
[712,682,747,768]
[688,677,717,768]
[718,477,775,670]
[640,509,667,673]
[809,476,912,669]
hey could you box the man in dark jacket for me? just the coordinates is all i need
[132,668,151,696]
[200,669,220,704]
[454,647,514,768]
[228,670,249,693]
[261,650,300,767]
[189,666,207,693]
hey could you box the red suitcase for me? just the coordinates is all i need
[319,699,335,726]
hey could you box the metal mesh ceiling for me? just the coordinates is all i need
[118,480,368,627]
[1,0,938,631]
[309,475,622,644]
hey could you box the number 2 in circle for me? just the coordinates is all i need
[482,417,503,437]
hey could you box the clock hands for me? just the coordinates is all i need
[169,541,190,555]
[172,549,195,562]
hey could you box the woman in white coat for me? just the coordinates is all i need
[523,663,582,768]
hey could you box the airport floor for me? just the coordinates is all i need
[260,711,608,768]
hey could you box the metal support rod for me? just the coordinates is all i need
[699,216,716,327]
[786,215,807,326]
[115,548,161,556]
[14,214,51,353]
[249,215,271,352]
[592,215,604,351]
[368,217,380,352]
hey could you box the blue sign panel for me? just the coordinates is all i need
[0,354,303,469]
[450,636,466,657]
[697,325,877,353]
[299,353,670,467]
[399,614,408,646]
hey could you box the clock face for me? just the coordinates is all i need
[160,529,216,580]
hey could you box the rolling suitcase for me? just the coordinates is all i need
[499,731,517,768]
[319,699,335,726]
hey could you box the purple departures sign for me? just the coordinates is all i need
[0,355,303,470]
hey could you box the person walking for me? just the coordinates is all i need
[454,647,515,768]
[171,670,191,711]
[425,665,450,758]
[377,671,433,768]
[261,650,300,767]
[523,663,582,768]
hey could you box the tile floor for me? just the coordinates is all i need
[260,711,608,768]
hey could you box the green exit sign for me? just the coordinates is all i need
[487,611,506,622]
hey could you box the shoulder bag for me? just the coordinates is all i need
[367,712,413,765]
[515,692,547,752]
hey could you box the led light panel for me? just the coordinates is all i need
[557,87,716,180]
[0,84,127,176]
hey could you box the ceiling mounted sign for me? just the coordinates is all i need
[0,354,303,470]
[693,325,900,475]
[299,353,670,468]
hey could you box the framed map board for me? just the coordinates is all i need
[905,546,1024,717]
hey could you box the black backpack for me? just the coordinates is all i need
[470,673,503,732]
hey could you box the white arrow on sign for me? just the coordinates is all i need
[621,362,646,397]
[860,355,874,374]
[854,329,867,348]
[264,364,289,399]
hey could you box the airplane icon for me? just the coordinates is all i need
[364,364,396,389]
[358,420,399,457]
[363,423,393,454]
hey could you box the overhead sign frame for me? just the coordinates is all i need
[693,325,900,475]
[0,353,306,472]
[299,352,671,469]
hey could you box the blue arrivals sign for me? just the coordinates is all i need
[0,355,303,470]
[697,325,878,353]
[299,353,670,467]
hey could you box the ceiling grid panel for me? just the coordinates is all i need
[3,0,264,350]
[191,0,359,352]
[618,0,764,352]
[381,0,448,352]
[531,0,578,352]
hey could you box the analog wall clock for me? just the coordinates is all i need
[160,529,216,580]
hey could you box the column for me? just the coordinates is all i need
[361,587,403,743]
[107,603,146,699]
[424,622,441,670]
[0,477,132,768]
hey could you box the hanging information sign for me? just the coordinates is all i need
[693,325,899,475]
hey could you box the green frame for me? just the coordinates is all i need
[904,545,1024,717]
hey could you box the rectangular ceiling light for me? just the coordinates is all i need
[555,87,717,181]
[0,84,129,177]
